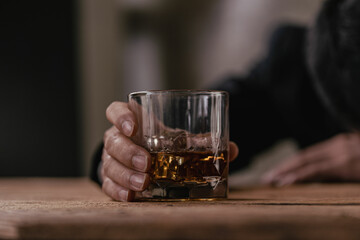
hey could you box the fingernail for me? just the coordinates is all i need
[130,173,145,190]
[119,189,128,201]
[132,155,147,171]
[122,121,134,136]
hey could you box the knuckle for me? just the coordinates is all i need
[106,101,132,128]
[103,157,132,189]
[104,131,117,152]
[102,162,110,177]
[119,168,131,186]
[128,144,140,156]
[101,163,105,179]
[102,178,111,193]
[117,139,134,158]
[103,128,113,142]
[102,157,113,177]
[101,149,110,162]
[102,178,120,201]
[106,101,117,118]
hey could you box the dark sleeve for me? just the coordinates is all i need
[214,75,289,173]
[215,25,345,173]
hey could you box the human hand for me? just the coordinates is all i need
[101,101,239,202]
[262,133,360,186]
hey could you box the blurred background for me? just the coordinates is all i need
[0,0,324,178]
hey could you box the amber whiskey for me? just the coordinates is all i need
[141,151,228,200]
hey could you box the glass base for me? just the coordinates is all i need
[137,198,225,202]
[137,178,228,201]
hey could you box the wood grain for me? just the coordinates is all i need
[1,178,360,239]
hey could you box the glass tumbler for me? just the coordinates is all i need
[128,90,229,200]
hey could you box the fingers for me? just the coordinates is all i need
[270,163,330,186]
[106,101,137,137]
[229,141,239,162]
[262,153,326,186]
[262,153,322,184]
[102,149,150,192]
[262,142,331,185]
[102,177,135,202]
[102,123,151,202]
[273,144,329,176]
[261,133,360,186]
[104,127,151,172]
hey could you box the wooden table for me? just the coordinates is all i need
[1,178,360,240]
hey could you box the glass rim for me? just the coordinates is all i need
[128,89,228,98]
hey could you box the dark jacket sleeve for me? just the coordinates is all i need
[215,25,345,173]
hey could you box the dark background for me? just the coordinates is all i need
[0,1,79,176]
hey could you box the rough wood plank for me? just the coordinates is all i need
[1,178,360,239]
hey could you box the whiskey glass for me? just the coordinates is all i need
[128,90,229,200]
